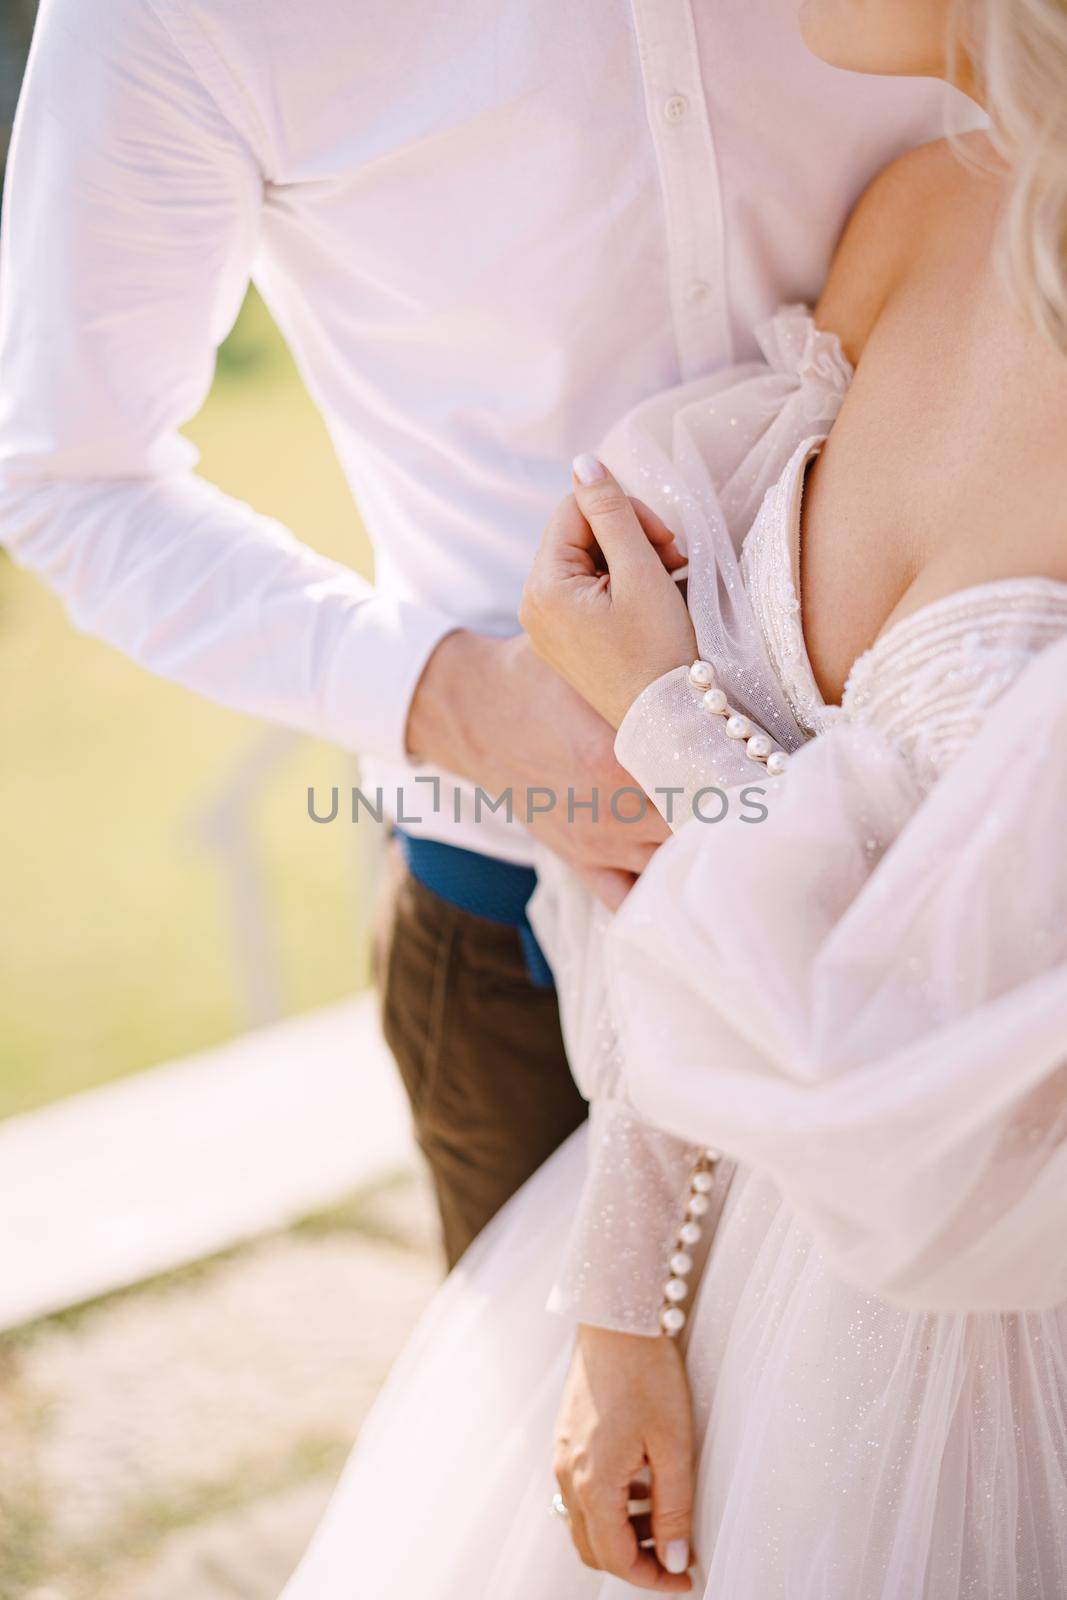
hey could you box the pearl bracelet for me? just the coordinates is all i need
[659,1148,723,1336]
[688,659,789,776]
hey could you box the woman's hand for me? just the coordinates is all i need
[554,1325,695,1591]
[519,457,697,729]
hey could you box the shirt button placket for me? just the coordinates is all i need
[631,0,731,378]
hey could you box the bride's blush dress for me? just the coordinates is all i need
[281,311,1067,1600]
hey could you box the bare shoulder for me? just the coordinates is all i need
[815,133,1067,592]
[815,134,999,365]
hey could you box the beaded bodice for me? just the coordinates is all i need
[741,436,1067,789]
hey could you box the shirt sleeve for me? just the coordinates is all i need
[0,0,456,763]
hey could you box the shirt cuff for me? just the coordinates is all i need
[317,593,459,766]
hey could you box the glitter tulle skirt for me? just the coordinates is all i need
[279,1125,1067,1600]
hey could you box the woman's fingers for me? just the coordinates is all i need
[571,457,673,582]
[521,470,693,726]
[554,1467,598,1569]
[582,1481,643,1577]
[519,494,611,649]
[535,491,603,580]
[525,478,683,615]
[567,1503,599,1570]
[580,1483,693,1593]
[648,1422,695,1583]
[630,497,688,573]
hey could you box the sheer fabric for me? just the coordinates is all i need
[608,624,1067,1311]
[282,312,1067,1600]
[547,308,1067,1317]
[540,307,852,1332]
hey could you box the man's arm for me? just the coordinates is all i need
[0,0,454,765]
[0,0,672,893]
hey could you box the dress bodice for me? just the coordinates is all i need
[741,434,1067,789]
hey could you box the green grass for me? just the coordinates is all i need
[0,291,380,1119]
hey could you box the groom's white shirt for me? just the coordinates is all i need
[0,0,967,862]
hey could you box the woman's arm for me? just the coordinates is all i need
[524,464,759,1591]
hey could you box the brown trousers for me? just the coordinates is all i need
[374,843,587,1267]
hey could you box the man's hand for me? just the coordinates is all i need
[553,1325,695,1590]
[406,629,668,908]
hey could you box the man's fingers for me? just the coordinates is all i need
[571,457,668,580]
[573,864,635,910]
[620,837,663,875]
[648,1427,695,1582]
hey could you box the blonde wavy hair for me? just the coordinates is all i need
[959,0,1067,351]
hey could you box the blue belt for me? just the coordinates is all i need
[394,830,554,989]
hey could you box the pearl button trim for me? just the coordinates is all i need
[689,659,789,774]
[659,1148,722,1337]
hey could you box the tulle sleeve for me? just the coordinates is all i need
[530,308,853,1336]
[529,857,724,1335]
[605,304,852,817]
[605,635,1067,1312]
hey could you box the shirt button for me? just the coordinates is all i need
[663,94,689,124]
[686,280,711,304]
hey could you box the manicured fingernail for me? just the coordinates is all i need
[664,1539,690,1574]
[572,453,606,486]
